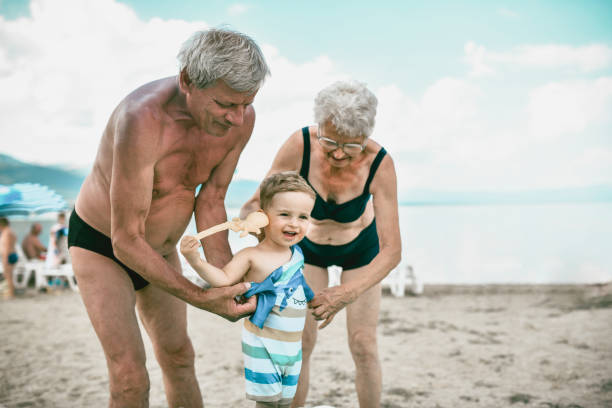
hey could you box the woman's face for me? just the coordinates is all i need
[317,122,367,168]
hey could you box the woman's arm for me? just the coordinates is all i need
[309,153,402,328]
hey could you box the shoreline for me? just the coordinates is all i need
[412,282,612,295]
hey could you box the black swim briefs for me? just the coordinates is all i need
[297,219,380,270]
[68,210,150,290]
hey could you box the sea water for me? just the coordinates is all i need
[9,202,611,284]
[396,202,612,284]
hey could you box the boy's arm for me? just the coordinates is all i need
[180,236,251,287]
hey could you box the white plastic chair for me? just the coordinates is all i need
[35,263,79,292]
[11,246,45,290]
[327,265,342,287]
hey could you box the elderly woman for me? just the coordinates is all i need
[241,80,401,407]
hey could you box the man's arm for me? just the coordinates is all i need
[108,107,254,319]
[239,129,304,218]
[110,107,194,296]
[195,108,256,267]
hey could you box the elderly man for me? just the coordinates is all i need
[68,28,269,407]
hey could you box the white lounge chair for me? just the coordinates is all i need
[381,264,423,297]
[326,264,420,297]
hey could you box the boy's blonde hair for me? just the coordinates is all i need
[259,171,315,210]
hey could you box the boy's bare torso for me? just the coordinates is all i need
[76,77,245,256]
[239,245,295,284]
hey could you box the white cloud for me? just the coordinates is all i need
[497,8,519,18]
[464,41,494,77]
[1,0,610,194]
[227,4,250,16]
[527,77,612,140]
[0,0,205,167]
[568,147,612,186]
[235,46,347,178]
[0,0,346,177]
[465,42,612,76]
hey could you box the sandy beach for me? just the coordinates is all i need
[1,284,611,408]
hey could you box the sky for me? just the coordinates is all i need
[1,0,611,193]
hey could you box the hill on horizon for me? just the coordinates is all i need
[0,153,260,207]
[0,154,86,203]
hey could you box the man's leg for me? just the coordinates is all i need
[343,268,382,408]
[291,264,328,408]
[70,247,149,407]
[136,250,203,408]
[3,263,15,299]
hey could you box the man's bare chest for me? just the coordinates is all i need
[151,145,230,197]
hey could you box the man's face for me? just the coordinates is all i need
[186,79,257,136]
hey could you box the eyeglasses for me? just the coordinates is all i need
[317,128,367,156]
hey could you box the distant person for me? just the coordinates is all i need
[0,217,18,299]
[181,172,315,407]
[241,81,402,407]
[68,28,269,407]
[21,223,47,260]
[46,213,68,267]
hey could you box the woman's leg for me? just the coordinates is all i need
[291,263,328,408]
[343,267,382,408]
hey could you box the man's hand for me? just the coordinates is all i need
[309,285,356,329]
[180,235,202,264]
[196,282,257,321]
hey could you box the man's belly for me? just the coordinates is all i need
[142,194,195,255]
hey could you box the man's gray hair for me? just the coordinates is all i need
[177,28,270,93]
[314,80,378,139]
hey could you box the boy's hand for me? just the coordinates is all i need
[180,235,202,263]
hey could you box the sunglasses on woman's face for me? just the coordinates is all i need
[317,127,366,156]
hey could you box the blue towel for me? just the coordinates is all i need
[244,245,314,329]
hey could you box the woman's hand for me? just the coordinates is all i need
[308,284,357,329]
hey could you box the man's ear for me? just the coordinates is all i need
[179,69,192,94]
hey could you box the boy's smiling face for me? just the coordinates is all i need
[263,191,314,247]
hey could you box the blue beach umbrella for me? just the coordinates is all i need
[0,183,68,216]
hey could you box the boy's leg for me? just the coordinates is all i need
[136,250,203,408]
[291,264,328,407]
